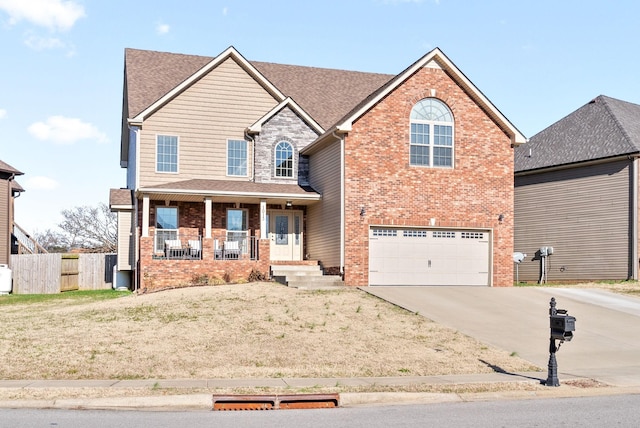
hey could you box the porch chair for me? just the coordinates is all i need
[224,240,241,260]
[214,239,223,260]
[188,239,201,259]
[164,239,183,259]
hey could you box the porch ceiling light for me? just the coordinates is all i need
[286,200,292,208]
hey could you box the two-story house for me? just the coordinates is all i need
[110,46,525,291]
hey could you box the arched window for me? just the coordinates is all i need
[410,98,454,167]
[274,141,294,177]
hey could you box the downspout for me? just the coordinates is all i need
[6,173,15,264]
[632,157,639,280]
[245,130,256,182]
[333,131,345,278]
[129,124,141,292]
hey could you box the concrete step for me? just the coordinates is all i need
[270,264,321,272]
[271,270,323,277]
[287,277,344,290]
[270,264,344,289]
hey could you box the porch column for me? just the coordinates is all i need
[260,199,267,239]
[142,194,150,237]
[205,197,212,238]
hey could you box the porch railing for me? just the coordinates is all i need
[152,234,259,261]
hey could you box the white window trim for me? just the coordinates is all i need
[155,134,180,174]
[226,138,249,177]
[274,140,295,179]
[409,99,455,169]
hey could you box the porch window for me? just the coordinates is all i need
[227,139,248,176]
[156,135,178,172]
[274,141,294,177]
[226,208,248,252]
[410,98,454,168]
[155,206,178,252]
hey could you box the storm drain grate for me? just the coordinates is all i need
[212,393,340,411]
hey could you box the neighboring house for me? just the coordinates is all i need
[514,95,640,282]
[0,160,24,265]
[111,46,525,291]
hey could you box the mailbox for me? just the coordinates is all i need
[550,314,576,342]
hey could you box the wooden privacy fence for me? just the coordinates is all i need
[9,253,117,294]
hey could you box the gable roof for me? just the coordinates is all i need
[246,97,324,135]
[123,47,393,131]
[0,160,23,176]
[515,95,640,173]
[303,48,526,154]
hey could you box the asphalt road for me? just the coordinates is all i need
[5,394,640,427]
[363,286,640,386]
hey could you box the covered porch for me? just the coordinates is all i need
[136,179,321,290]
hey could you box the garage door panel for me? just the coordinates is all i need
[369,228,489,286]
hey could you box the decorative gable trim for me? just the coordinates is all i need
[129,46,287,125]
[246,97,324,135]
[326,47,526,147]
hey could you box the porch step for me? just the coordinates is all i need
[270,265,344,290]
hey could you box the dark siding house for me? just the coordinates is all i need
[514,95,640,282]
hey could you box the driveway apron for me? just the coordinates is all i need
[363,286,640,387]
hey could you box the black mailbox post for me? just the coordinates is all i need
[547,297,576,387]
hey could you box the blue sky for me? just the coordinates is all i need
[2,0,640,233]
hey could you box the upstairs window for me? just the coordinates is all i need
[156,135,178,173]
[227,139,248,176]
[274,141,294,177]
[410,98,454,168]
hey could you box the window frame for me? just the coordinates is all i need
[226,208,249,253]
[227,139,248,177]
[274,141,294,178]
[154,206,178,253]
[156,134,179,173]
[409,98,454,168]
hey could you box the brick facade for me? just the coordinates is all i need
[138,236,271,291]
[342,66,515,287]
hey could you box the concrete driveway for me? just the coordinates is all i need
[363,286,640,387]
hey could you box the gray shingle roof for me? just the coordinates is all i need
[124,48,393,131]
[515,95,640,172]
[0,159,23,175]
[142,179,320,198]
[109,188,134,207]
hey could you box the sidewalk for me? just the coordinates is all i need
[4,371,637,411]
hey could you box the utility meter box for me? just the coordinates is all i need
[540,246,554,257]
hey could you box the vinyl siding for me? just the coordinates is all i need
[514,160,632,282]
[306,139,342,268]
[0,179,8,265]
[117,210,133,270]
[138,57,279,187]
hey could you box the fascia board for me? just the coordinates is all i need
[247,97,324,135]
[138,187,321,201]
[335,48,526,145]
[129,46,287,123]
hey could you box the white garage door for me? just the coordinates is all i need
[369,227,490,286]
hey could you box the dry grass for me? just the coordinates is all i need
[0,282,538,382]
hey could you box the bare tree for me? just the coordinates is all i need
[32,229,70,253]
[58,202,117,252]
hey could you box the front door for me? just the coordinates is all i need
[269,210,303,261]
